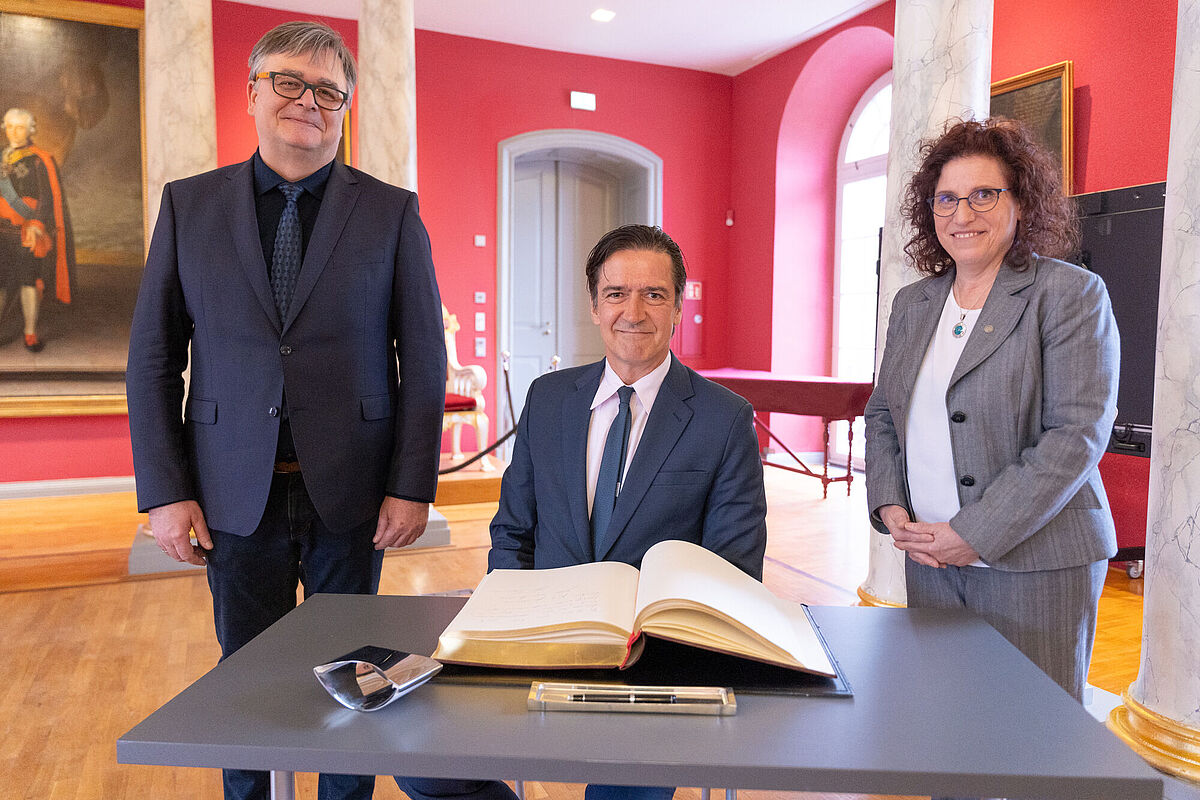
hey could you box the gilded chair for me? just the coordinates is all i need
[442,304,493,470]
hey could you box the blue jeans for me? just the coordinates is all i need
[585,785,675,800]
[394,778,519,800]
[393,778,672,800]
[207,471,385,800]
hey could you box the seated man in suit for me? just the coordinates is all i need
[396,224,767,800]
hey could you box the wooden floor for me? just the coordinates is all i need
[0,467,1145,799]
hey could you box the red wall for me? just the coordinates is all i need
[728,5,894,447]
[993,0,1176,195]
[0,416,132,482]
[729,3,895,374]
[0,0,1179,483]
[770,21,895,379]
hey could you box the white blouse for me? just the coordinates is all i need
[905,290,988,568]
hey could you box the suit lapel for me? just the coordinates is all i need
[282,161,361,334]
[224,160,281,333]
[890,272,951,426]
[596,357,694,561]
[564,363,603,561]
[950,261,1034,387]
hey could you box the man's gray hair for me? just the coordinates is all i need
[3,108,36,134]
[248,21,357,95]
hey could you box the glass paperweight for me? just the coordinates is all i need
[313,645,442,712]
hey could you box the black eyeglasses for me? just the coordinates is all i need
[927,188,1010,217]
[255,71,349,111]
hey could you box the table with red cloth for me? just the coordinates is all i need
[699,369,874,497]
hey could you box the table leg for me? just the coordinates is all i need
[821,418,831,499]
[845,417,854,496]
[270,770,296,800]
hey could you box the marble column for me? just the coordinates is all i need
[859,0,993,606]
[144,0,218,236]
[358,0,418,191]
[1108,0,1200,783]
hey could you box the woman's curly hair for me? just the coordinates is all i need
[900,117,1079,276]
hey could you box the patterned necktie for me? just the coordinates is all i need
[591,385,635,558]
[270,183,303,321]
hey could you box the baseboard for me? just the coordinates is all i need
[0,476,136,500]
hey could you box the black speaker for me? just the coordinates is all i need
[1074,181,1166,458]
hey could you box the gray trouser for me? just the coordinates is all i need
[905,559,1108,701]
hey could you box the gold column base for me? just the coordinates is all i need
[856,585,906,608]
[1108,689,1200,784]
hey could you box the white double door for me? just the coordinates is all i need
[507,157,626,422]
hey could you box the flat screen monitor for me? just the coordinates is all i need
[1074,182,1165,440]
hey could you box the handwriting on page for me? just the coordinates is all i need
[452,563,640,633]
[463,587,605,625]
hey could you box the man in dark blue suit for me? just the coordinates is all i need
[488,224,767,581]
[126,22,445,800]
[396,226,767,800]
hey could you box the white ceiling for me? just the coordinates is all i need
[242,0,888,76]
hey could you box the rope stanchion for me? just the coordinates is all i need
[437,428,515,474]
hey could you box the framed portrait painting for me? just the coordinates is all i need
[0,0,144,416]
[991,60,1074,193]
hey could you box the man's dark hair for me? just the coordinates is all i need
[248,21,358,95]
[585,225,686,307]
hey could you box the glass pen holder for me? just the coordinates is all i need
[527,682,736,715]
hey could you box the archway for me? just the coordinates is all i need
[497,130,663,425]
[770,26,894,450]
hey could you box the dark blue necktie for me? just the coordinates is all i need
[592,385,634,557]
[270,183,303,321]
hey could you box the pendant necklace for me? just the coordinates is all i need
[951,283,988,339]
[951,307,968,339]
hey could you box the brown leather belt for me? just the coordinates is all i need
[273,459,302,474]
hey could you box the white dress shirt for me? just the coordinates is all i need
[586,352,673,515]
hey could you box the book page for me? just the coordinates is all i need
[633,540,830,672]
[445,561,641,637]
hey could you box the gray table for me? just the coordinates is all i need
[117,594,1163,799]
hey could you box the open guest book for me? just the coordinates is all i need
[433,539,837,678]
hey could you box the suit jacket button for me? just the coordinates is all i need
[950,411,966,423]
[279,344,293,355]
[268,407,279,417]
[960,475,975,487]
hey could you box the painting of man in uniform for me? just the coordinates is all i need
[0,7,143,392]
[2,107,74,353]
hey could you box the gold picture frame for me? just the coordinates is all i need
[339,114,352,165]
[991,60,1074,193]
[0,0,144,417]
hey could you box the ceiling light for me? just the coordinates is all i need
[590,8,616,23]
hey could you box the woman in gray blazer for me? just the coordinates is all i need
[865,118,1119,703]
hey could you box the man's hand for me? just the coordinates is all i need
[21,224,51,257]
[373,497,430,549]
[878,504,941,568]
[897,520,980,567]
[148,500,212,566]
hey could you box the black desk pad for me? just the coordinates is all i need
[435,612,852,698]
